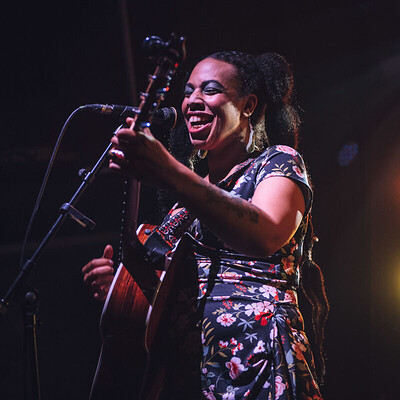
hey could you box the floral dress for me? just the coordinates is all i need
[155,145,322,400]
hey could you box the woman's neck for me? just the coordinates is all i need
[206,144,250,184]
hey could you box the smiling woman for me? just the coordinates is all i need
[83,50,329,399]
[182,59,254,158]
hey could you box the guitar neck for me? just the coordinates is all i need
[125,178,141,238]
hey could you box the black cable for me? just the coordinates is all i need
[19,106,87,268]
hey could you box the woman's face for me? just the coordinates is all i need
[182,58,250,152]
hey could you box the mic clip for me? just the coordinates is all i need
[60,203,96,230]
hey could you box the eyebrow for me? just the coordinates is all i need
[185,80,226,91]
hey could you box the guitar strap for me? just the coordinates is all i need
[142,208,193,264]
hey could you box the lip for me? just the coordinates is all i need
[185,112,214,139]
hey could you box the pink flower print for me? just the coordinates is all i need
[254,340,265,354]
[292,165,304,178]
[255,301,274,315]
[244,302,259,316]
[246,300,274,318]
[222,391,235,400]
[225,357,244,379]
[274,375,287,398]
[230,337,238,346]
[217,313,237,327]
[275,145,298,157]
[254,301,274,325]
[219,340,229,348]
[231,342,243,355]
[202,389,217,400]
[259,285,278,299]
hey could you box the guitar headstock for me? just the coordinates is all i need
[132,34,186,131]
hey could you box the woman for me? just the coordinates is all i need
[82,51,329,399]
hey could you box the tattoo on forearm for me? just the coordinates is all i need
[194,183,259,223]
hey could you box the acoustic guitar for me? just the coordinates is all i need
[89,35,201,400]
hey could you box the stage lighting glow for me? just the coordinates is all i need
[338,141,359,167]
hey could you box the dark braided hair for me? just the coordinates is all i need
[301,216,330,383]
[167,52,329,383]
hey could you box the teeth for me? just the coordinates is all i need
[189,115,212,125]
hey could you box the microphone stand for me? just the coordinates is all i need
[0,135,117,400]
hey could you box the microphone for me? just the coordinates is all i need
[84,104,178,130]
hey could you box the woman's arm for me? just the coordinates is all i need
[110,125,305,258]
[168,165,305,257]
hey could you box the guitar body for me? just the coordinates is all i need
[89,224,157,400]
[89,230,202,400]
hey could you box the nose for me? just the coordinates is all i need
[184,90,205,111]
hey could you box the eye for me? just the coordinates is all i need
[184,85,194,97]
[203,87,219,95]
[203,83,224,95]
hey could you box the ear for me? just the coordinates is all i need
[242,94,258,118]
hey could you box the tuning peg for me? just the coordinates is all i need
[142,36,165,56]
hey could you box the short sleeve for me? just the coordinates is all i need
[255,145,313,214]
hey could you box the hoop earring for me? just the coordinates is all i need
[197,149,208,159]
[245,122,255,153]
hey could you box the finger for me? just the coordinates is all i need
[103,244,113,260]
[125,117,135,126]
[93,291,108,302]
[115,128,150,144]
[83,265,114,284]
[92,279,114,301]
[109,137,130,169]
[111,132,132,145]
[82,258,114,275]
[90,274,114,288]
[82,258,114,274]
[115,128,136,141]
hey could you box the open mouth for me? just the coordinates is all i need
[188,115,213,130]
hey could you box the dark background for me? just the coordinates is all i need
[1,1,399,399]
